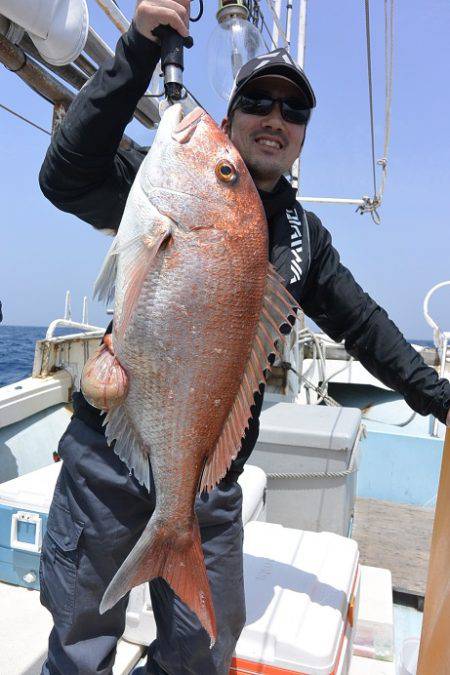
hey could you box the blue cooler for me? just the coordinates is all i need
[0,462,62,589]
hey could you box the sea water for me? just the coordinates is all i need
[0,326,47,387]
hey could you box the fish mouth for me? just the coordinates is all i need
[172,107,204,144]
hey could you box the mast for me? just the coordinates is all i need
[290,0,307,193]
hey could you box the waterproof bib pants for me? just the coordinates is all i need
[39,418,246,675]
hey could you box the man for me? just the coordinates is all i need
[38,1,450,674]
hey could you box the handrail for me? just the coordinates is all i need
[423,280,450,336]
[423,282,450,437]
[45,319,105,339]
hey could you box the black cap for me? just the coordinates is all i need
[227,48,316,116]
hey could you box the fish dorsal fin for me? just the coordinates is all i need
[103,405,151,492]
[200,265,299,493]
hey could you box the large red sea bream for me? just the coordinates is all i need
[81,104,298,645]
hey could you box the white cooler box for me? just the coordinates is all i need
[253,403,363,536]
[0,462,62,589]
[231,521,360,675]
[123,464,268,645]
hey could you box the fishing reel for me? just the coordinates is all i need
[153,0,203,106]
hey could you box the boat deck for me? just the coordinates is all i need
[352,498,435,600]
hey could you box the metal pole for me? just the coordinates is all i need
[285,0,293,46]
[82,296,89,325]
[291,0,307,192]
[0,33,136,148]
[297,0,307,68]
[64,291,71,321]
[300,196,366,206]
[19,33,88,91]
[0,33,73,108]
[271,0,283,47]
[94,0,130,34]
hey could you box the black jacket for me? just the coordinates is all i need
[39,24,450,478]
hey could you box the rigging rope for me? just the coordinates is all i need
[358,0,394,224]
[263,0,290,47]
[364,0,378,199]
[0,101,50,136]
[250,0,280,50]
[378,0,394,202]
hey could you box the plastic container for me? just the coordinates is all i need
[253,403,362,535]
[231,521,360,674]
[123,464,268,646]
[0,462,62,589]
[0,0,89,65]
[353,566,394,661]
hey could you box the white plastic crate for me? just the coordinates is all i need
[253,403,363,535]
[231,521,360,675]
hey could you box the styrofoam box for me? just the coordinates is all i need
[0,462,62,589]
[123,464,268,645]
[231,521,360,675]
[252,403,362,536]
[352,567,394,662]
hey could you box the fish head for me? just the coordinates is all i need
[139,104,266,238]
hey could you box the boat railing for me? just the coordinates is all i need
[45,291,104,340]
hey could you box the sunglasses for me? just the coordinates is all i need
[230,92,311,126]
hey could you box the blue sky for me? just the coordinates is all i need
[1,0,449,338]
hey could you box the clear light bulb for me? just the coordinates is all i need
[207,7,265,102]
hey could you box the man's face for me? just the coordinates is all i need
[221,75,307,191]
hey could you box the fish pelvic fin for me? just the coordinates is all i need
[200,264,299,493]
[99,516,217,647]
[103,404,151,492]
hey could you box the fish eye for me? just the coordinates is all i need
[215,160,237,184]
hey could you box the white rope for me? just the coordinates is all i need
[251,0,279,50]
[267,425,365,480]
[364,0,378,199]
[357,0,395,223]
[377,0,394,203]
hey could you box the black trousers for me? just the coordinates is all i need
[39,418,246,675]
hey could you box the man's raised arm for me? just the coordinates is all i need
[39,0,190,232]
[300,212,450,426]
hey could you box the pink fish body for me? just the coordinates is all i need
[81,105,298,644]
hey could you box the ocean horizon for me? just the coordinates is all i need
[0,324,435,388]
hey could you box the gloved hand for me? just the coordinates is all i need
[134,0,190,43]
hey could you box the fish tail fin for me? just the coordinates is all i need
[99,517,217,646]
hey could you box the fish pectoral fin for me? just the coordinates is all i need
[94,236,120,305]
[115,225,171,338]
[200,264,299,493]
[100,517,217,647]
[103,404,151,492]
